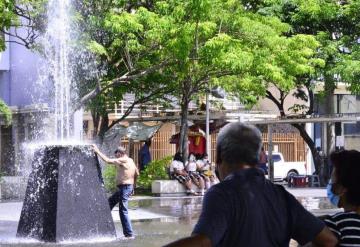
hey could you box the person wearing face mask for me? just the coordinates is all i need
[324,150,360,245]
[186,153,205,196]
[196,153,215,189]
[164,122,337,247]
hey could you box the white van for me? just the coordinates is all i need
[266,152,307,181]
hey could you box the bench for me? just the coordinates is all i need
[151,180,204,197]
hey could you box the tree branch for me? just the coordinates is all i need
[1,29,33,48]
[304,79,314,115]
[107,86,173,130]
[266,89,286,117]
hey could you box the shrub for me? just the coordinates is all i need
[103,165,117,193]
[137,156,173,190]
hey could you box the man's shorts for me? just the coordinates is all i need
[172,173,191,184]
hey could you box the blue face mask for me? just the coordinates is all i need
[327,182,340,207]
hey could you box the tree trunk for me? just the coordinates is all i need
[324,78,336,155]
[179,96,190,164]
[266,88,329,184]
[292,123,320,171]
[91,110,100,138]
[96,113,109,145]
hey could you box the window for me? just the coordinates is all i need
[267,154,282,162]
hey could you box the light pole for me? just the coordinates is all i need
[206,86,225,162]
[206,92,210,161]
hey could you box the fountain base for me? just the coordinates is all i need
[16,145,116,242]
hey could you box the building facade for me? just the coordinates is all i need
[0,33,51,175]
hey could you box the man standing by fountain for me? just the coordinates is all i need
[92,145,139,239]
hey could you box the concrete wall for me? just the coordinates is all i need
[0,71,10,104]
[8,34,46,106]
[0,29,50,107]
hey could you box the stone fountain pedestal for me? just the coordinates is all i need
[16,145,116,242]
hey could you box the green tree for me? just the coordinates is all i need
[114,0,310,161]
[0,0,46,127]
[218,2,326,176]
[248,0,360,180]
[73,0,179,143]
[0,0,46,50]
[77,0,324,162]
[0,0,176,143]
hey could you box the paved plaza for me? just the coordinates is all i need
[0,187,341,246]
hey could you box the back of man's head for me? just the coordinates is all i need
[115,146,126,155]
[216,123,262,167]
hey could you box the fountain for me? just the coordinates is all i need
[17,145,116,242]
[15,0,116,242]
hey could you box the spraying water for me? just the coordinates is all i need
[44,0,74,141]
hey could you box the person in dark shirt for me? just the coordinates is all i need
[138,139,151,172]
[324,150,360,246]
[164,122,337,247]
[258,146,268,174]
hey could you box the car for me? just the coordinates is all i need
[266,152,307,181]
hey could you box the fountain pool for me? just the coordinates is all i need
[0,195,340,246]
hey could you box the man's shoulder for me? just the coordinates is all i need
[118,156,135,165]
[207,180,234,195]
[127,157,136,165]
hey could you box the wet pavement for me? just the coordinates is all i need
[0,188,340,246]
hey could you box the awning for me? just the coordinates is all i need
[101,122,162,156]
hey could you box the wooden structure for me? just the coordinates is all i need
[119,123,307,166]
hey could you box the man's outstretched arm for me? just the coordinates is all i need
[92,145,118,164]
[163,234,211,247]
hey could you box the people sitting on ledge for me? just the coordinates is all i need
[196,153,217,189]
[186,153,205,196]
[169,152,200,196]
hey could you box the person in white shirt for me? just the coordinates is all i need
[196,153,214,189]
[186,153,205,195]
[169,152,199,196]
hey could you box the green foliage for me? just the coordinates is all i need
[103,164,117,193]
[0,0,15,50]
[75,0,327,156]
[87,41,108,56]
[137,156,173,190]
[0,0,47,50]
[0,99,11,126]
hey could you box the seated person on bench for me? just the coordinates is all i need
[169,152,199,196]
